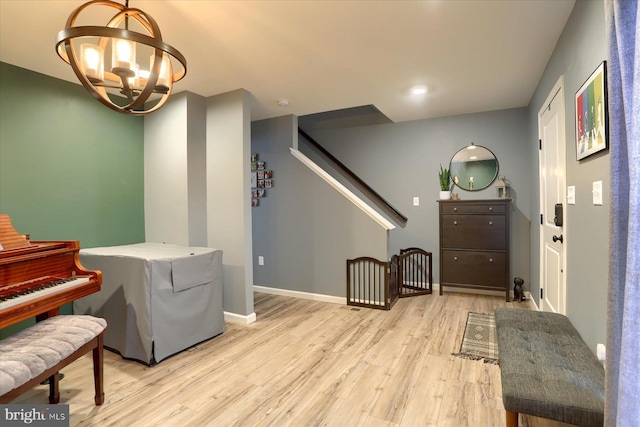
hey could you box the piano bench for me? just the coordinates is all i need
[0,315,107,405]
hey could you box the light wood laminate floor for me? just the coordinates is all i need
[13,292,574,426]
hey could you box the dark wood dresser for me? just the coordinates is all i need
[438,199,511,301]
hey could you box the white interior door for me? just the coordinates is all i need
[538,77,567,314]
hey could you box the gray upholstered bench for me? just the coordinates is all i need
[495,308,604,427]
[0,315,106,405]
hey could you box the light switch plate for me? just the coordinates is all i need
[593,181,603,205]
[567,186,576,205]
[413,197,420,206]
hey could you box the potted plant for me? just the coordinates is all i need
[439,165,451,200]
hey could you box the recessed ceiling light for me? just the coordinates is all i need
[276,99,290,107]
[411,86,427,95]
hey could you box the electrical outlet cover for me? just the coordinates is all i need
[567,186,576,205]
[593,181,603,205]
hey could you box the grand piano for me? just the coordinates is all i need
[0,214,102,329]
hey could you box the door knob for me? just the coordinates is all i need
[553,234,564,244]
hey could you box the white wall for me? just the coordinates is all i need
[144,92,208,246]
[145,90,254,320]
[206,90,254,318]
[187,93,208,247]
[144,93,190,245]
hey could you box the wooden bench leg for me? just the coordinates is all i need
[506,411,518,427]
[48,372,60,404]
[93,333,105,405]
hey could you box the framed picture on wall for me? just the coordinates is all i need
[575,61,608,160]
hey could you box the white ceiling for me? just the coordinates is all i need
[0,0,575,123]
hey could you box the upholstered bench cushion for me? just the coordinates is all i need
[495,308,604,427]
[0,315,107,396]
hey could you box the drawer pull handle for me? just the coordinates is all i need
[489,207,493,211]
[453,207,458,212]
[489,258,493,262]
[489,221,493,225]
[453,221,458,225]
[454,256,458,261]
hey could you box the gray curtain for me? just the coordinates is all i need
[604,1,640,426]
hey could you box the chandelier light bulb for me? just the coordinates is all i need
[112,38,136,74]
[80,43,104,83]
[151,53,172,93]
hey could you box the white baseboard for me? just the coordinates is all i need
[224,311,257,324]
[253,285,346,305]
[524,292,540,310]
[251,284,540,311]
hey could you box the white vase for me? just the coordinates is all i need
[439,191,451,200]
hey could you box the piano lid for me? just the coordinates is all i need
[0,213,102,328]
[0,213,31,250]
[0,213,67,260]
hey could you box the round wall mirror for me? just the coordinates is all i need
[449,144,499,191]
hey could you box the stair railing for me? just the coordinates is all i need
[298,128,407,228]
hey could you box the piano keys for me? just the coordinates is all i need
[0,276,91,309]
[0,214,101,329]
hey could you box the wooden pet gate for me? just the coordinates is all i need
[346,248,433,310]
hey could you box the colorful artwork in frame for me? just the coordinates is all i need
[575,61,608,160]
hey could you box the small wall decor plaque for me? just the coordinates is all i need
[250,153,274,207]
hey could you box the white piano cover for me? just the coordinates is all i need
[73,243,225,365]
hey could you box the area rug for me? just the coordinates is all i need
[452,312,499,364]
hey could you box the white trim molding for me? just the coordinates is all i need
[289,148,396,230]
[254,285,346,305]
[224,311,257,324]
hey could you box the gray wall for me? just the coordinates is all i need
[252,115,388,297]
[254,0,607,354]
[527,0,608,351]
[316,108,531,288]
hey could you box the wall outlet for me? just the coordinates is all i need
[258,256,264,266]
[413,196,420,206]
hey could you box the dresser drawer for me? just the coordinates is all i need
[440,203,507,215]
[441,250,506,288]
[441,215,506,250]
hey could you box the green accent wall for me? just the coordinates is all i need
[0,62,145,337]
